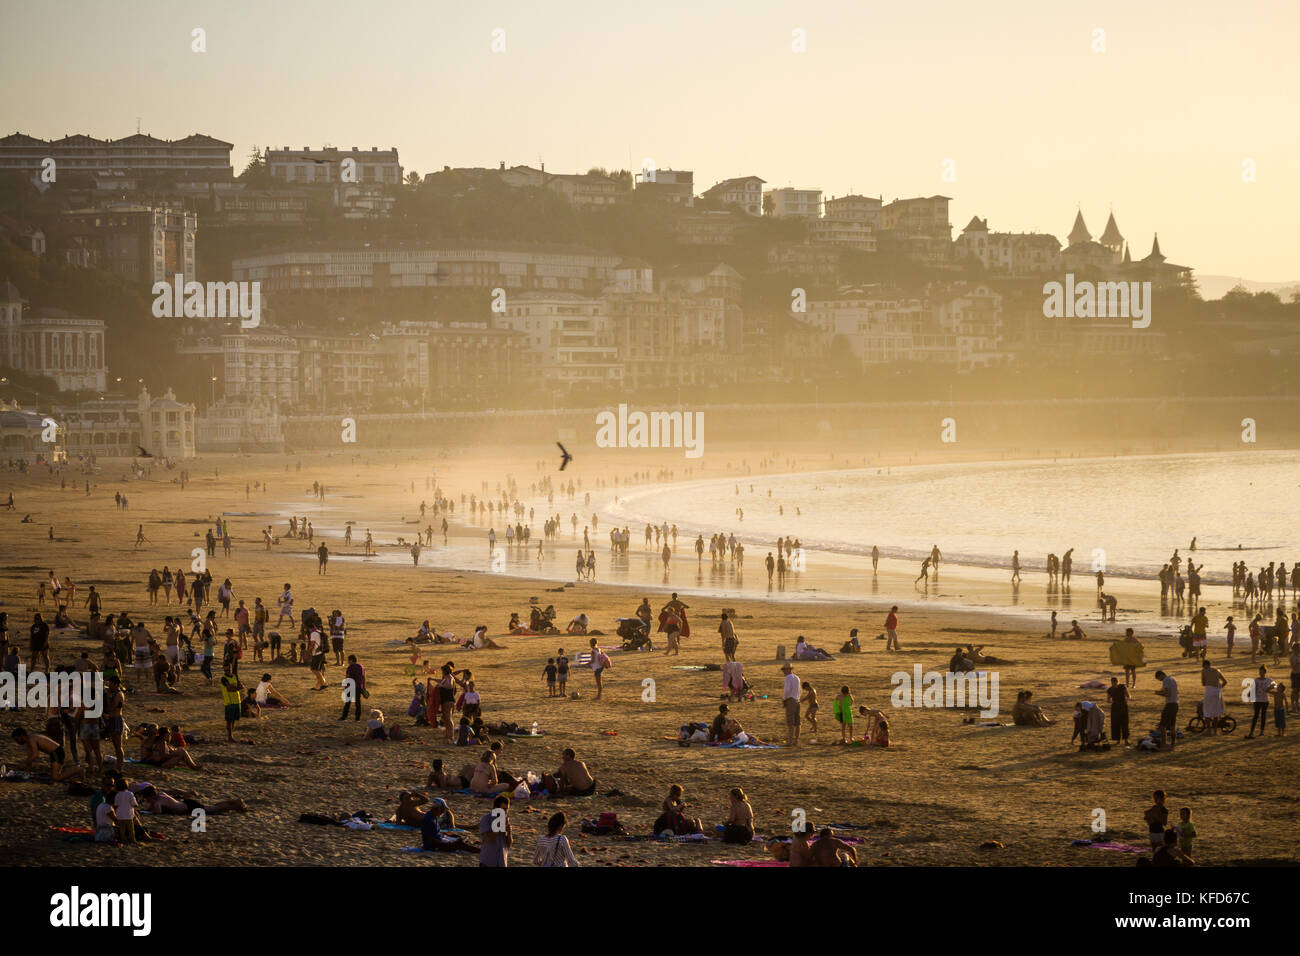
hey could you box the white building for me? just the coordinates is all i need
[266,146,402,185]
[0,283,107,392]
[501,293,623,387]
[139,388,196,459]
[809,216,877,252]
[764,187,822,219]
[700,176,765,216]
[195,394,284,452]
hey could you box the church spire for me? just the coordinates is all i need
[1100,212,1123,246]
[1146,233,1164,262]
[1068,210,1091,246]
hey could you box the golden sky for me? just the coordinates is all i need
[3,0,1297,278]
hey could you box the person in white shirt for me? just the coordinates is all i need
[534,811,579,867]
[112,781,139,845]
[781,662,802,746]
[93,800,117,843]
[1247,665,1275,738]
[275,584,295,627]
[254,673,291,708]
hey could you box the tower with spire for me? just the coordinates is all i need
[1099,211,1124,264]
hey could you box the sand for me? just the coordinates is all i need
[1,444,1296,867]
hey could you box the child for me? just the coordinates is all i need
[833,685,854,744]
[1176,807,1196,856]
[454,717,474,746]
[800,681,818,735]
[544,658,558,697]
[1224,616,1235,658]
[1271,681,1287,736]
[556,649,569,696]
[871,718,891,747]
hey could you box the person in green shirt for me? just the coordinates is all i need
[220,666,243,742]
[1176,807,1196,855]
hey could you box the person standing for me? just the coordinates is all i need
[1246,665,1274,738]
[588,637,610,700]
[885,606,900,652]
[1106,677,1130,746]
[28,612,51,672]
[781,662,802,747]
[719,613,738,662]
[1201,658,1228,735]
[220,665,243,742]
[479,795,513,867]
[1153,670,1179,748]
[341,655,365,721]
[317,542,329,575]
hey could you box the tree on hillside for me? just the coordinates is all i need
[238,146,271,186]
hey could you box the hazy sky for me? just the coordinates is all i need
[3,0,1297,278]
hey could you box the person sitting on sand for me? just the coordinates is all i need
[721,787,756,845]
[253,674,291,708]
[507,613,533,635]
[811,827,858,866]
[11,727,85,783]
[948,647,975,673]
[566,613,589,636]
[466,625,505,650]
[137,784,246,816]
[365,709,403,741]
[1065,620,1085,640]
[653,784,703,836]
[395,789,428,826]
[135,724,202,770]
[421,798,477,853]
[709,704,739,743]
[469,751,514,795]
[789,827,815,867]
[793,636,833,661]
[544,748,596,796]
[1012,691,1054,726]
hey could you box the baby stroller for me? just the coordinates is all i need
[618,618,652,650]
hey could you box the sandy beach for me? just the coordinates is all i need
[2,443,1297,867]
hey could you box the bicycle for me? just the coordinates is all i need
[1186,701,1236,735]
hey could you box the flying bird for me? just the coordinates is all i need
[556,442,573,471]
[136,445,154,458]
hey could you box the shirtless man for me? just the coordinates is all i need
[103,676,126,768]
[11,727,85,782]
[545,748,597,796]
[811,827,858,866]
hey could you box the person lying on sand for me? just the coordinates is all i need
[811,827,858,866]
[542,747,596,796]
[426,758,468,790]
[948,647,975,673]
[138,784,246,816]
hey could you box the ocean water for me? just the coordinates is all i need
[602,450,1300,584]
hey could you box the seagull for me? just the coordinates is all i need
[136,445,154,458]
[556,442,573,471]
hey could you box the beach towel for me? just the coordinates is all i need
[706,740,779,750]
[1109,641,1145,668]
[712,859,787,867]
[1069,839,1147,854]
